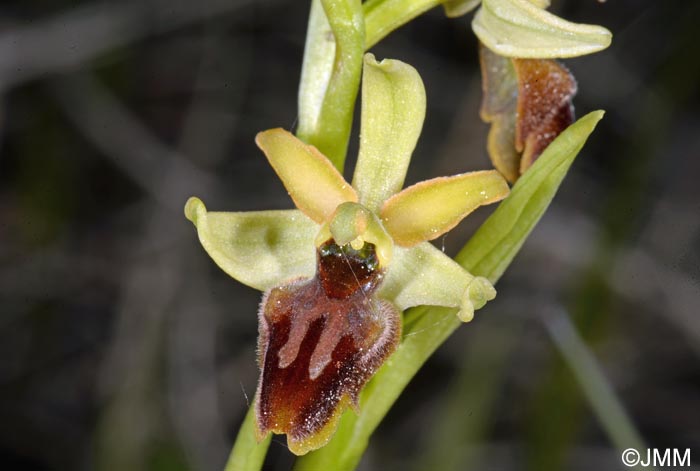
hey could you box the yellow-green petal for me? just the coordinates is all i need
[184,197,317,291]
[473,0,612,58]
[380,170,510,247]
[256,129,357,223]
[377,242,495,321]
[352,54,426,212]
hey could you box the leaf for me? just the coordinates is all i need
[184,197,318,291]
[256,128,358,223]
[352,54,426,212]
[457,110,605,281]
[473,0,612,58]
[380,170,509,246]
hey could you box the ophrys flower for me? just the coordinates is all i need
[185,53,509,455]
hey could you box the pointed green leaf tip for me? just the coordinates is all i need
[184,197,318,291]
[473,0,612,58]
[457,110,605,283]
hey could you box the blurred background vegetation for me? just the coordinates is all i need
[1,1,699,470]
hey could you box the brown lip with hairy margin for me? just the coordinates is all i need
[513,58,577,171]
[479,44,577,182]
[255,240,401,455]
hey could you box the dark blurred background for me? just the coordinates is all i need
[1,1,699,470]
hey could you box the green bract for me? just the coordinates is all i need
[297,0,364,170]
[185,52,510,325]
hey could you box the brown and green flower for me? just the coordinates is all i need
[479,44,578,182]
[184,53,509,454]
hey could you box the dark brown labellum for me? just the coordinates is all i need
[255,239,401,455]
[513,58,577,172]
[479,44,577,182]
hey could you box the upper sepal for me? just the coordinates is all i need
[352,54,426,212]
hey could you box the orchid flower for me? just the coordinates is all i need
[479,44,578,182]
[184,53,509,455]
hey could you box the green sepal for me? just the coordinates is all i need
[473,0,612,58]
[443,0,549,18]
[378,242,495,321]
[184,197,318,291]
[352,53,426,212]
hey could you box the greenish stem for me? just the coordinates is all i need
[224,406,271,471]
[296,0,364,171]
[363,0,442,49]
